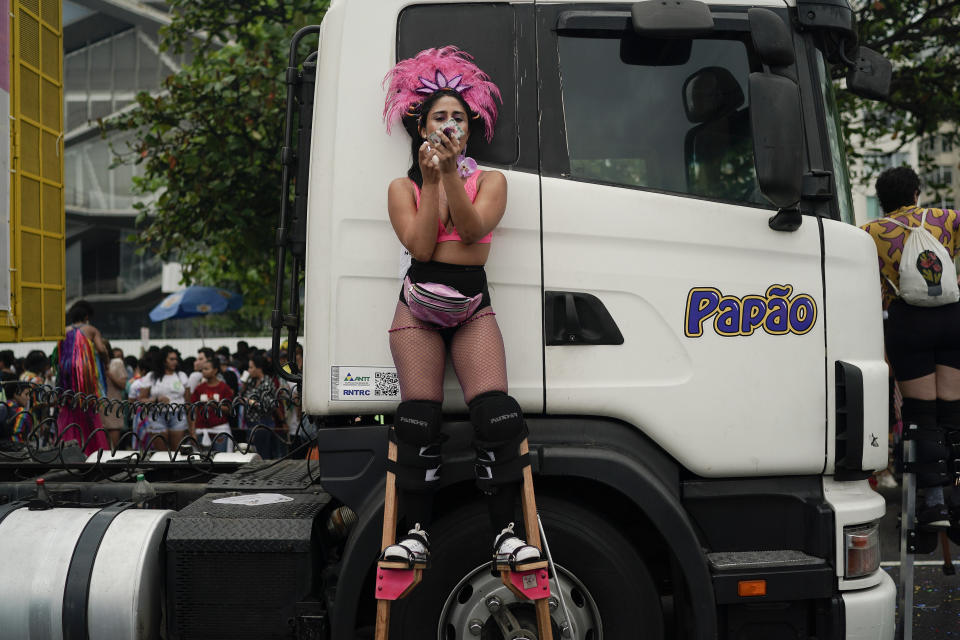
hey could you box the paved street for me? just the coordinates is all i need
[876,484,960,638]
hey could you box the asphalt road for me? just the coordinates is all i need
[875,483,960,638]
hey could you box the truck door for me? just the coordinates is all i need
[537,6,828,476]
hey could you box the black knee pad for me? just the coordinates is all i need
[902,398,948,487]
[396,400,443,445]
[912,429,951,487]
[469,391,528,491]
[391,400,443,492]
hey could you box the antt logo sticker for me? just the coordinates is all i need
[684,285,817,338]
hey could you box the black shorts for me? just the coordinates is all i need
[884,299,960,381]
[398,260,492,346]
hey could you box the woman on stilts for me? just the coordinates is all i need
[380,46,540,569]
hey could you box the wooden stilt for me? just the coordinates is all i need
[374,435,424,640]
[382,439,399,553]
[374,600,391,640]
[519,439,541,549]
[497,438,553,640]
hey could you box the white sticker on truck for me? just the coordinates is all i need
[331,366,400,401]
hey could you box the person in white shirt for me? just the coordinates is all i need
[139,346,189,451]
[186,347,218,393]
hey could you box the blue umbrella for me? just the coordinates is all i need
[149,286,243,322]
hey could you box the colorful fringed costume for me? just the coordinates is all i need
[0,401,32,442]
[53,326,109,454]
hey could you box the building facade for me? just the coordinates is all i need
[63,0,184,338]
[852,124,959,225]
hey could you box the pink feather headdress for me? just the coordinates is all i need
[383,46,502,142]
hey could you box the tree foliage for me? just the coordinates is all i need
[108,0,328,331]
[840,1,960,199]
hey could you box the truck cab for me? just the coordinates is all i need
[284,0,897,637]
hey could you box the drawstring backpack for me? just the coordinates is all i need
[883,209,960,307]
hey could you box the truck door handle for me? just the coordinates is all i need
[544,291,624,345]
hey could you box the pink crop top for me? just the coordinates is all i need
[410,170,493,244]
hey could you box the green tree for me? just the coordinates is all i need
[840,1,960,200]
[107,0,328,331]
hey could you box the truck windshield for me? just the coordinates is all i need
[558,31,769,207]
[814,50,855,224]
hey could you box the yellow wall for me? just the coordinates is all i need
[3,0,64,341]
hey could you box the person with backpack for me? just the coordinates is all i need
[861,166,960,534]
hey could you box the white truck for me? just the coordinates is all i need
[278,0,897,637]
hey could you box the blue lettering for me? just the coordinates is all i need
[684,284,818,338]
[716,298,741,335]
[740,296,767,335]
[764,298,789,334]
[789,295,817,334]
[685,288,721,337]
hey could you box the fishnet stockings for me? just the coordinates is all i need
[388,303,508,403]
[389,303,445,402]
[450,309,508,403]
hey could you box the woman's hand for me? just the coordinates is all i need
[418,141,442,184]
[431,129,462,175]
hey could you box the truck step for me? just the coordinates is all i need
[707,550,826,571]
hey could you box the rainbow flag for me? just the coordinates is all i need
[53,328,106,397]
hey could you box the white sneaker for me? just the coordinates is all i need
[493,522,541,569]
[382,523,430,566]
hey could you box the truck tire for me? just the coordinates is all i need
[389,495,664,639]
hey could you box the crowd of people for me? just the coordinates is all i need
[0,300,309,460]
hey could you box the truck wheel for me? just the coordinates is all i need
[388,495,664,639]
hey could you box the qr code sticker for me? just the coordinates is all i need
[375,371,399,397]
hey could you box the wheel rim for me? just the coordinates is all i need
[438,561,602,640]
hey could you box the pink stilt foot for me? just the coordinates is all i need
[375,566,422,601]
[508,567,550,601]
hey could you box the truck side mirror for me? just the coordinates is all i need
[748,8,794,67]
[631,0,714,38]
[749,73,803,211]
[846,46,892,100]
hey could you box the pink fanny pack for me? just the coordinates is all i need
[403,277,483,327]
